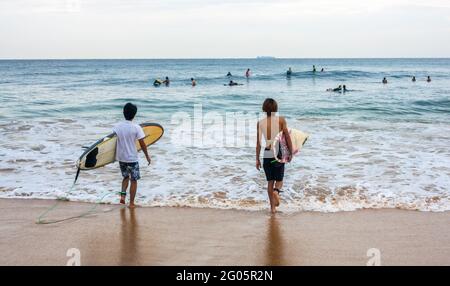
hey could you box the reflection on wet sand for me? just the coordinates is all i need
[119,207,140,265]
[264,215,285,265]
[2,199,450,265]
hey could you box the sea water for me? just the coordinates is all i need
[0,58,449,212]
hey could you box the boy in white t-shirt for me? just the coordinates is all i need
[113,103,151,208]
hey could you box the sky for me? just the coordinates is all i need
[0,0,449,59]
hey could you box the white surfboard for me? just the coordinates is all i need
[272,128,309,163]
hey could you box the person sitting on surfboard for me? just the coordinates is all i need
[256,98,293,214]
[113,103,151,208]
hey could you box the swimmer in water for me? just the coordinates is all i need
[427,76,431,82]
[227,72,232,77]
[382,77,388,84]
[286,67,292,76]
[191,78,196,86]
[343,85,348,92]
[321,68,324,72]
[327,85,342,92]
[313,65,316,73]
[246,68,251,78]
[162,76,170,87]
[412,76,416,82]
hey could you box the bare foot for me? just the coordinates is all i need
[273,192,280,207]
[271,206,277,214]
[128,203,136,209]
[120,196,126,204]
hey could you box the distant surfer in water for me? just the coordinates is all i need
[427,76,431,82]
[191,78,197,86]
[256,98,293,214]
[382,77,388,84]
[412,76,416,82]
[286,67,292,77]
[227,72,232,77]
[163,77,170,86]
[113,103,151,208]
[313,65,316,73]
[245,68,251,78]
[225,80,242,86]
[321,68,324,72]
[327,85,342,92]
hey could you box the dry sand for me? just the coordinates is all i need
[0,198,449,266]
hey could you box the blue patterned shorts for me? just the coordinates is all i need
[119,162,140,181]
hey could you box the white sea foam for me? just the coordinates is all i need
[0,118,449,212]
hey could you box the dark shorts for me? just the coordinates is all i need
[263,158,285,182]
[119,162,140,181]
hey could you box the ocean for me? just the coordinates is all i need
[0,58,449,212]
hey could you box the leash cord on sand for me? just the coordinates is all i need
[35,190,115,225]
[35,167,118,225]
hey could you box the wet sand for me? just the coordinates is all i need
[0,198,449,266]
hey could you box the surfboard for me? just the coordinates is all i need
[77,123,164,170]
[272,128,309,163]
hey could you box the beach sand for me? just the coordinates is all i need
[0,198,449,266]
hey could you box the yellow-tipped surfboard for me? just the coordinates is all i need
[78,123,164,171]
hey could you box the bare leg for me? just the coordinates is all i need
[274,181,283,207]
[120,177,129,204]
[129,180,137,208]
[267,181,276,214]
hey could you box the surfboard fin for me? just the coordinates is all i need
[74,167,81,185]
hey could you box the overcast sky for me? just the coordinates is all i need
[0,0,449,59]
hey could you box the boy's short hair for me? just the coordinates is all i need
[123,102,137,120]
[262,98,278,116]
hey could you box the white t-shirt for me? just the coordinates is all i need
[113,121,145,163]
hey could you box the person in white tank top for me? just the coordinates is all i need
[256,98,293,214]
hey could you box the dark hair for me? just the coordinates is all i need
[262,98,278,116]
[123,102,137,120]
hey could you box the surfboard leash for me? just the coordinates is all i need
[35,167,118,225]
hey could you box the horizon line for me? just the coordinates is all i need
[1,57,449,61]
